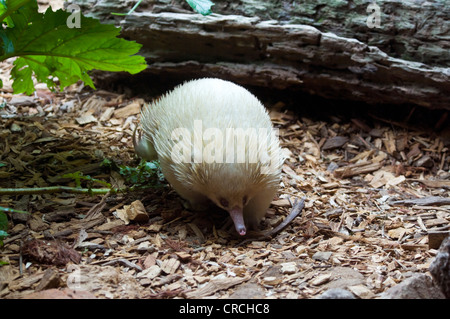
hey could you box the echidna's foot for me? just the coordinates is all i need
[246,216,262,231]
[222,218,245,237]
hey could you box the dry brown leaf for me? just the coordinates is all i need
[75,114,97,125]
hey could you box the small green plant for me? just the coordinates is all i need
[0,206,28,247]
[0,159,163,245]
[0,211,8,247]
[101,158,164,188]
[58,159,164,191]
[62,171,112,189]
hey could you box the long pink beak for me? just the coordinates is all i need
[228,207,246,236]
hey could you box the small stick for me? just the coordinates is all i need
[237,197,306,246]
[0,186,112,196]
[263,197,306,238]
[85,191,110,220]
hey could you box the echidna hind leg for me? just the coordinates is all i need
[244,188,278,230]
[134,137,158,161]
[176,186,210,211]
[163,171,210,211]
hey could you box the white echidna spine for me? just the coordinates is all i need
[136,78,283,235]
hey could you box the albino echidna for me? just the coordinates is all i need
[134,78,283,236]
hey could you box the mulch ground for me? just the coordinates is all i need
[0,66,449,298]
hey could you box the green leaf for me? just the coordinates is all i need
[0,211,8,232]
[0,229,7,248]
[0,0,34,25]
[0,1,147,94]
[185,0,214,16]
[1,0,39,55]
[107,158,163,186]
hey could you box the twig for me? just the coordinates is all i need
[19,240,23,276]
[237,197,306,246]
[0,186,112,196]
[0,206,29,215]
[85,191,110,220]
[102,258,143,272]
[390,196,450,206]
[0,184,156,196]
[188,222,206,243]
[263,197,306,237]
[2,230,29,244]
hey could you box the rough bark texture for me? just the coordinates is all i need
[429,236,450,298]
[69,0,450,110]
[379,274,446,299]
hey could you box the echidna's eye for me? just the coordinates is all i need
[243,195,248,205]
[220,198,229,208]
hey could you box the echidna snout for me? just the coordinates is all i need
[228,206,247,236]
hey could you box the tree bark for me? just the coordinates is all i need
[70,0,450,110]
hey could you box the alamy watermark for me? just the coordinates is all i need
[66,2,382,30]
[66,4,81,29]
[366,1,381,28]
[66,264,84,290]
[169,120,281,174]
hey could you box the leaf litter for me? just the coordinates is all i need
[0,79,449,299]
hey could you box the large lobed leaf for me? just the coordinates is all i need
[0,0,147,94]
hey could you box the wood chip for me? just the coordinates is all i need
[387,228,407,240]
[312,251,332,261]
[271,198,291,207]
[348,285,374,298]
[280,262,297,274]
[75,114,97,125]
[334,161,383,178]
[35,268,62,291]
[113,101,142,118]
[137,265,161,280]
[160,258,180,275]
[261,276,282,286]
[125,200,149,223]
[175,251,192,261]
[99,107,115,122]
[184,275,250,298]
[310,274,332,286]
[390,196,450,206]
[8,95,36,106]
[409,179,450,188]
[322,136,349,150]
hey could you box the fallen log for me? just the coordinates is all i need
[69,0,450,110]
